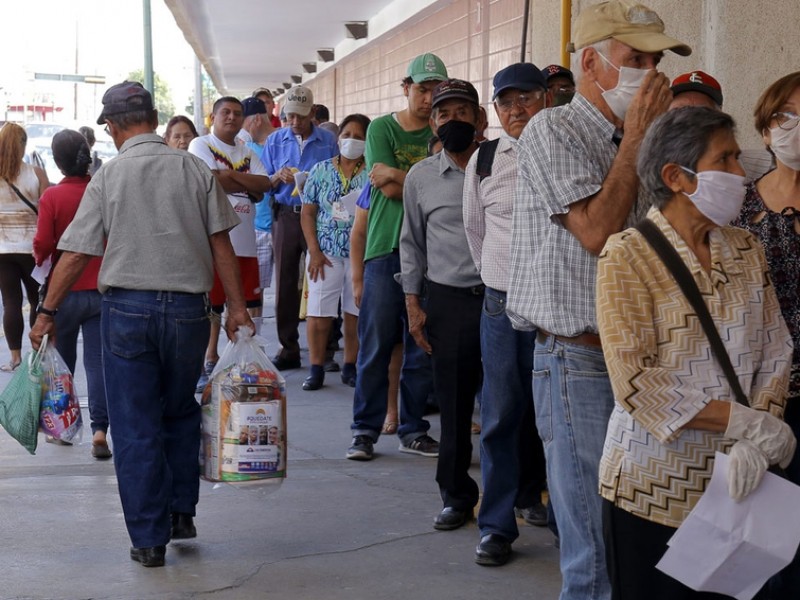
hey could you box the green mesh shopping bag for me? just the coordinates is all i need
[0,339,46,455]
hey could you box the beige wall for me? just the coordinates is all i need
[302,0,800,148]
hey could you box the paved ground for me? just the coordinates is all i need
[0,295,561,600]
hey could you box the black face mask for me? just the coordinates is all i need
[437,120,476,153]
[551,91,574,107]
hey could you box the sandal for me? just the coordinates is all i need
[0,361,21,372]
[382,418,398,435]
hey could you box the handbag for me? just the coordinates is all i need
[6,180,38,215]
[635,218,788,476]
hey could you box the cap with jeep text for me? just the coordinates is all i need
[283,86,314,117]
[96,81,154,125]
[568,1,691,56]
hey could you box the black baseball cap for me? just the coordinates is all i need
[96,81,154,125]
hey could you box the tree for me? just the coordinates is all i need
[126,69,175,126]
[185,71,218,121]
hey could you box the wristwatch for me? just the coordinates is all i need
[36,305,58,317]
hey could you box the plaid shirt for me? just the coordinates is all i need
[507,93,649,335]
[462,134,517,292]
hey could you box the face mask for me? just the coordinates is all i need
[769,125,800,170]
[339,138,365,160]
[680,167,747,226]
[594,52,650,121]
[437,120,476,153]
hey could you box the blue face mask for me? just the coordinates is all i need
[680,166,746,226]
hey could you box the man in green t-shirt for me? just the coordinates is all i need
[346,53,447,461]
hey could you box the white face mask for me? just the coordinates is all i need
[680,167,747,226]
[769,124,800,171]
[339,138,365,160]
[595,51,650,121]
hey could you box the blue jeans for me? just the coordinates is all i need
[534,334,613,600]
[351,252,432,444]
[101,288,210,548]
[477,288,544,541]
[54,290,107,434]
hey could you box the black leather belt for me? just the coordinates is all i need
[277,204,302,213]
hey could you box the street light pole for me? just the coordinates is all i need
[143,0,154,97]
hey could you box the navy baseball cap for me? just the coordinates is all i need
[542,64,575,85]
[96,81,154,124]
[492,63,547,100]
[242,97,268,118]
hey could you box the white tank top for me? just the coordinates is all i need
[0,163,40,254]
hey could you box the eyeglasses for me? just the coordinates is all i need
[772,112,800,131]
[104,124,111,136]
[549,85,575,94]
[495,91,544,112]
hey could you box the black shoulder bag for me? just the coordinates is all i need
[635,218,787,477]
[6,180,38,215]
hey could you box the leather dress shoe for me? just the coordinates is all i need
[171,513,197,539]
[271,355,301,371]
[475,534,512,566]
[130,545,166,567]
[302,372,324,391]
[433,506,472,531]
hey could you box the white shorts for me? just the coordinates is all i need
[304,253,359,318]
[256,230,273,289]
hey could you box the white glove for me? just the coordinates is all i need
[725,402,797,469]
[727,440,769,501]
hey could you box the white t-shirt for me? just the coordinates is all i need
[188,133,268,257]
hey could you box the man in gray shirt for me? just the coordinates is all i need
[29,81,253,568]
[400,78,483,533]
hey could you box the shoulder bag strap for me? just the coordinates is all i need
[634,218,749,407]
[5,180,38,215]
[475,138,500,182]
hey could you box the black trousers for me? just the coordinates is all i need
[426,281,483,511]
[603,500,762,600]
[272,207,306,360]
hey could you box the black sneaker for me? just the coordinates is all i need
[346,435,374,461]
[515,502,548,527]
[399,434,439,457]
[272,355,301,371]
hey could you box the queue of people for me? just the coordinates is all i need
[0,1,795,593]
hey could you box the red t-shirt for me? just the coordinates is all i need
[270,114,281,129]
[33,175,102,292]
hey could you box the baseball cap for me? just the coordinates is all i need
[492,63,547,100]
[542,64,575,85]
[283,85,314,117]
[242,97,268,118]
[568,1,691,56]
[407,53,448,84]
[96,81,154,124]
[252,87,273,99]
[432,79,479,108]
[670,71,723,107]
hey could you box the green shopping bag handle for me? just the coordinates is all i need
[30,334,49,373]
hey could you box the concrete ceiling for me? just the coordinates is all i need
[165,0,395,98]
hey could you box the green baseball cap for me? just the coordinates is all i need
[406,53,448,83]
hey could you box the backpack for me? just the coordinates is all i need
[475,138,500,182]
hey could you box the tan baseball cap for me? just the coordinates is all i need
[568,1,691,56]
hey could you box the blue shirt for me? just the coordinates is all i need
[261,125,338,206]
[246,139,272,232]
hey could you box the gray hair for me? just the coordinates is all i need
[106,109,156,131]
[576,39,612,84]
[636,107,736,209]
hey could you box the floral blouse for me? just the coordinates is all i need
[301,157,367,258]
[731,180,800,400]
